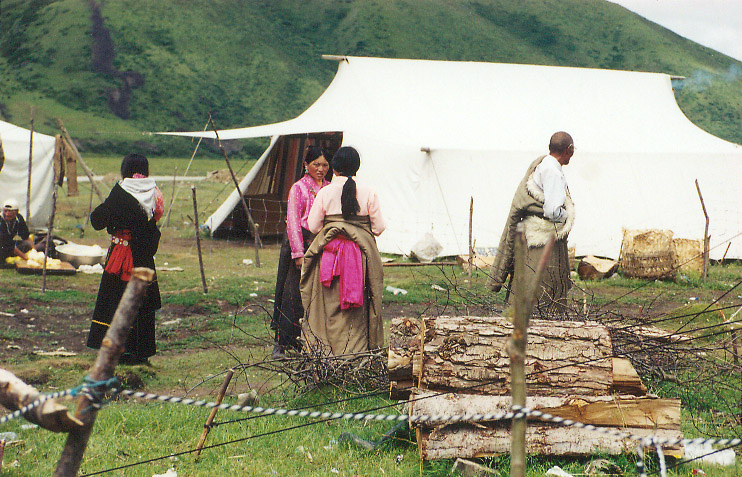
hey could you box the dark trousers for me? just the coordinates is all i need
[271,229,311,350]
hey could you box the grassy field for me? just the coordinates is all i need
[0,155,740,476]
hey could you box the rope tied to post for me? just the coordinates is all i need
[80,376,121,413]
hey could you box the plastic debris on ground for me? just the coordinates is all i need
[385,286,407,296]
[152,467,177,477]
[431,284,446,291]
[546,466,574,477]
[78,263,104,274]
[685,441,736,466]
[242,259,253,265]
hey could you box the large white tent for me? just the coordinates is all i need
[0,120,56,227]
[165,56,742,260]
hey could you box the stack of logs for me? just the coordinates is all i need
[388,316,683,460]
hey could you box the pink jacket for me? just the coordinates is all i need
[320,235,363,310]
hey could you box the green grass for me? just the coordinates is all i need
[1,154,740,474]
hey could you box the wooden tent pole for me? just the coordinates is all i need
[41,185,57,293]
[208,114,263,265]
[54,268,154,477]
[56,119,105,203]
[694,179,710,279]
[191,186,208,294]
[27,108,34,227]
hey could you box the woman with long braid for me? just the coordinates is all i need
[301,146,385,356]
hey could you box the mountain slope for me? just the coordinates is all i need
[0,0,740,156]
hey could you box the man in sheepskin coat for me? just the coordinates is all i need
[488,131,575,315]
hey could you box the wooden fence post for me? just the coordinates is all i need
[57,119,105,203]
[509,223,554,477]
[54,268,154,476]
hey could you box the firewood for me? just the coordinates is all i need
[389,316,613,396]
[0,369,82,433]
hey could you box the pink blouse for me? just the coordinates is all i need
[307,176,386,236]
[286,174,329,259]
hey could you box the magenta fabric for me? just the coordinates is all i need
[286,175,329,259]
[320,235,363,310]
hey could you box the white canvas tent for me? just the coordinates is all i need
[0,120,56,227]
[165,56,742,260]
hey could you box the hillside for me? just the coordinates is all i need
[0,0,740,157]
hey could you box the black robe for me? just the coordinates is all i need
[86,183,161,360]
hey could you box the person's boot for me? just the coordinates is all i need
[271,343,286,360]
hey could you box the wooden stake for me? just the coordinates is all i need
[82,181,94,238]
[253,223,261,268]
[27,108,34,227]
[194,369,234,458]
[207,114,263,253]
[509,223,554,477]
[191,186,208,294]
[57,119,105,203]
[468,196,473,281]
[720,242,731,266]
[695,179,710,279]
[54,268,154,477]
[41,185,57,293]
[165,166,178,228]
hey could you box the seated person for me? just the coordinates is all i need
[0,199,33,262]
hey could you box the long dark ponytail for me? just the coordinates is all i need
[331,146,361,220]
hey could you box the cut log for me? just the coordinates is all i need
[418,424,683,460]
[577,255,618,280]
[409,390,679,430]
[612,358,647,395]
[389,316,613,396]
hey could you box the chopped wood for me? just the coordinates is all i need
[389,316,613,396]
[456,255,495,274]
[0,368,82,433]
[418,424,683,460]
[611,358,647,395]
[577,255,618,280]
[409,390,679,430]
[628,325,693,343]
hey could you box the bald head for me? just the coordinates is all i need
[549,132,573,154]
[548,131,574,166]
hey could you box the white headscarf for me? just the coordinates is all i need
[120,177,157,220]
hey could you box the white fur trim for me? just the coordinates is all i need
[523,174,574,247]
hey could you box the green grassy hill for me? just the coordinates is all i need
[1,0,740,158]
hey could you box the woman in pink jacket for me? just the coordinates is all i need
[300,146,386,356]
[271,145,330,359]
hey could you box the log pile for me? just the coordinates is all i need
[388,316,682,460]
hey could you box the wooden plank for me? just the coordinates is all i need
[409,391,680,430]
[16,260,76,275]
[612,358,647,395]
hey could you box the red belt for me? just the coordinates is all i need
[105,230,133,281]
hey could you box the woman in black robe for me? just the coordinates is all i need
[86,154,162,364]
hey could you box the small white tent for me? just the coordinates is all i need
[165,56,742,259]
[0,120,56,227]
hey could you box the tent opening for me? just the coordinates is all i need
[213,131,343,238]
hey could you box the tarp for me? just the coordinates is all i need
[0,120,56,227]
[164,56,742,259]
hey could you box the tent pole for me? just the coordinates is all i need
[57,119,105,203]
[694,179,710,279]
[208,114,263,261]
[27,108,34,228]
